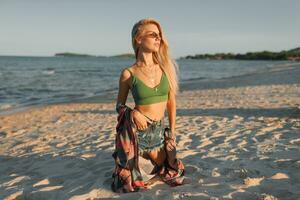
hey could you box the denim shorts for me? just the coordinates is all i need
[136,115,165,156]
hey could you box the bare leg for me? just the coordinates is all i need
[148,147,166,167]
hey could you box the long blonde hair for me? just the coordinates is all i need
[131,18,180,96]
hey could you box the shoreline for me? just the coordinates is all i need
[1,62,300,117]
[179,62,300,91]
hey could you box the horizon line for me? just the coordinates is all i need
[0,46,299,59]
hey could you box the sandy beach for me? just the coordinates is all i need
[1,63,300,199]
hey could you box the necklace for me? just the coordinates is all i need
[136,62,158,92]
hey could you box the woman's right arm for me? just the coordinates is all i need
[115,68,151,130]
[115,69,131,113]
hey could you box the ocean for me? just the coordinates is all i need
[0,55,295,115]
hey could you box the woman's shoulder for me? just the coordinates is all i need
[126,64,138,73]
[121,64,134,75]
[122,64,138,77]
[119,65,137,87]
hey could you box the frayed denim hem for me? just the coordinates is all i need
[138,142,165,156]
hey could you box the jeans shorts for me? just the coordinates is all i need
[136,115,165,156]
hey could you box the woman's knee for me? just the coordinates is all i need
[149,147,166,166]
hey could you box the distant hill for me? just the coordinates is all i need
[180,47,300,61]
[288,47,300,53]
[54,52,134,58]
[110,53,135,58]
[55,52,95,57]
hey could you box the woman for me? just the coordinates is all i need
[114,18,184,192]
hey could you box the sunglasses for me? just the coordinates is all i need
[144,32,161,40]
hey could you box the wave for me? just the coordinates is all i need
[0,103,15,111]
[180,77,207,82]
[42,70,55,75]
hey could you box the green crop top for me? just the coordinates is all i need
[126,68,170,105]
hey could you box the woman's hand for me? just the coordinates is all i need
[165,129,177,151]
[166,138,176,151]
[132,109,153,131]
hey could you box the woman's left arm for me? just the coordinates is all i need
[166,90,176,137]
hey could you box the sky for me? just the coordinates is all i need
[0,0,299,58]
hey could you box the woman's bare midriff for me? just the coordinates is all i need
[134,101,167,121]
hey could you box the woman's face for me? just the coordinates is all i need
[137,24,161,53]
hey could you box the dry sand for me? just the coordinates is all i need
[0,63,300,199]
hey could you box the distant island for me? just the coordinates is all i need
[54,52,135,58]
[110,53,135,59]
[55,52,97,57]
[180,47,300,61]
[54,47,300,61]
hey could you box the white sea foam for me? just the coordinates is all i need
[42,70,55,75]
[0,103,14,110]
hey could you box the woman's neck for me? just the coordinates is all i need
[136,52,155,67]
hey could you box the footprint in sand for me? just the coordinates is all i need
[0,131,7,138]
[270,172,289,180]
[243,176,265,186]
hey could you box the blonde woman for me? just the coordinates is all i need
[114,18,184,192]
